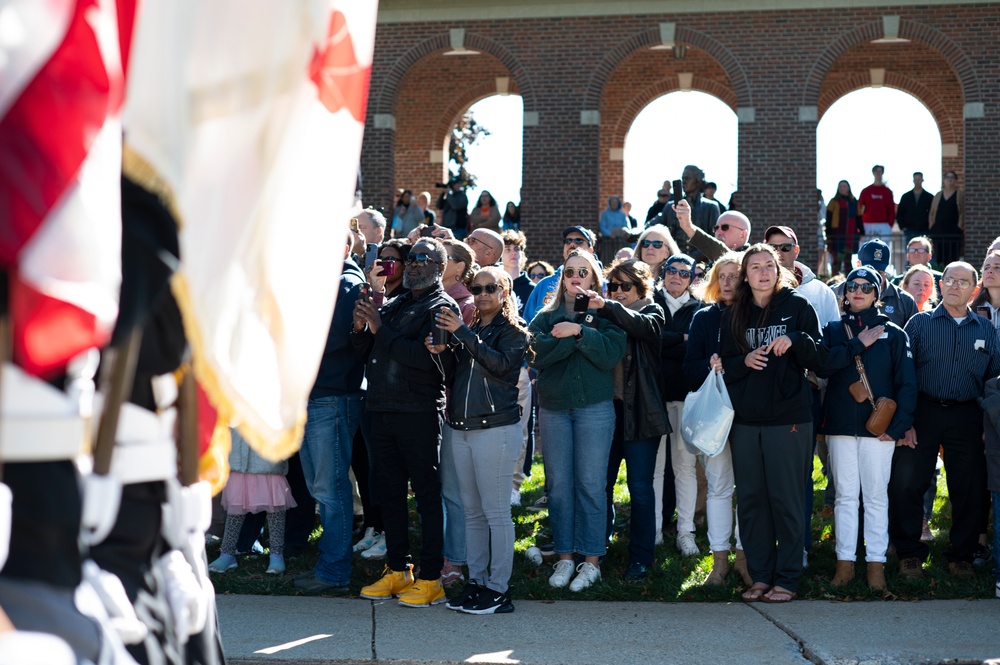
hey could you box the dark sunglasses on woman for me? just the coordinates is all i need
[641,239,665,249]
[607,282,637,293]
[469,283,502,295]
[563,267,590,278]
[664,265,692,279]
[529,272,547,280]
[845,281,876,295]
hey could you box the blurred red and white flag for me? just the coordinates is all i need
[123,0,378,460]
[0,0,131,378]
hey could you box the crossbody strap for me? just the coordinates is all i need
[842,322,876,408]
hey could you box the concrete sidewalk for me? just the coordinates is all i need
[218,594,1000,665]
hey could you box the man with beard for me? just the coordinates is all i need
[351,238,459,607]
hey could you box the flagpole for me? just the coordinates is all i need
[93,327,142,476]
[177,358,199,487]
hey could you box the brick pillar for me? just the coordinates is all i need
[361,115,396,214]
[962,111,1000,259]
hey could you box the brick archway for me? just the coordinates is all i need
[583,25,752,112]
[610,78,738,149]
[803,19,981,107]
[433,80,521,158]
[374,32,537,116]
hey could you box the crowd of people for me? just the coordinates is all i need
[208,171,1000,614]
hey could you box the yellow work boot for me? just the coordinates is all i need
[397,578,446,608]
[359,565,413,600]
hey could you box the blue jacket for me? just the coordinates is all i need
[522,268,560,324]
[311,259,366,398]
[818,306,917,440]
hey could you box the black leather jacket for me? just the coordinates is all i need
[598,299,671,441]
[350,284,458,412]
[446,316,528,430]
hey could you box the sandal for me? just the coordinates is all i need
[761,586,796,603]
[741,583,771,602]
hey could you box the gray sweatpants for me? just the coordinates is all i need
[448,423,521,593]
[730,421,812,593]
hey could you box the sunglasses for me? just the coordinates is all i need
[405,253,440,266]
[607,282,637,293]
[641,239,666,249]
[769,243,796,253]
[713,223,745,233]
[563,267,591,278]
[664,265,692,279]
[447,255,465,263]
[694,271,706,279]
[564,237,589,246]
[529,272,547,279]
[469,283,501,295]
[942,276,972,288]
[845,281,876,295]
[378,255,398,262]
[907,247,930,254]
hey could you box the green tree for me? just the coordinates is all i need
[448,111,490,189]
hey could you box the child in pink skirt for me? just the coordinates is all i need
[209,428,297,575]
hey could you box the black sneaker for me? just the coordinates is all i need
[623,562,649,582]
[972,545,991,568]
[445,582,483,611]
[460,588,514,615]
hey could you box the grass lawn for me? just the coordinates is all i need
[208,456,996,601]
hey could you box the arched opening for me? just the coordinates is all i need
[623,91,738,222]
[460,94,524,217]
[817,87,942,207]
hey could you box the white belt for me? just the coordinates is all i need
[0,363,89,462]
[108,403,178,485]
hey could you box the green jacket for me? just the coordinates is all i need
[528,307,626,411]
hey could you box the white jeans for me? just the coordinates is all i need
[828,435,895,562]
[653,433,668,532]
[667,401,698,534]
[703,442,735,552]
[512,366,531,491]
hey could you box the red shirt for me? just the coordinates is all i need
[859,184,895,225]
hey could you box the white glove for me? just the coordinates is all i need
[155,550,207,642]
[80,561,148,646]
[0,631,75,665]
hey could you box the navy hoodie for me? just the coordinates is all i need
[720,288,826,426]
[311,258,366,398]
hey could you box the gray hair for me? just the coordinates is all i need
[361,207,387,233]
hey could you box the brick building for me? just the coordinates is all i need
[361,0,1000,266]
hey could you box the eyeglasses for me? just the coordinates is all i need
[563,267,590,278]
[907,247,930,254]
[664,265,692,279]
[942,276,972,288]
[378,255,399,262]
[469,283,501,295]
[641,239,666,249]
[769,243,796,253]
[607,282,637,293]
[657,191,669,198]
[405,253,441,266]
[694,271,706,279]
[845,281,876,295]
[564,237,589,246]
[528,272,547,280]
[714,224,746,233]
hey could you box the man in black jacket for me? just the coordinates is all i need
[351,238,458,608]
[895,172,933,244]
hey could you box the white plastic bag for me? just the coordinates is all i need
[681,370,734,458]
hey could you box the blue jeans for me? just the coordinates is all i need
[298,393,363,586]
[440,425,466,565]
[540,401,615,557]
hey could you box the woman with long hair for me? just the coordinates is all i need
[526,260,555,285]
[468,190,501,232]
[901,264,938,312]
[427,267,529,614]
[440,239,477,325]
[530,250,626,591]
[597,259,670,581]
[683,252,750,587]
[817,267,916,591]
[720,244,826,602]
[825,181,863,275]
[502,201,520,231]
[392,189,425,238]
[971,249,1000,331]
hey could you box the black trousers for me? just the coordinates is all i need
[731,421,812,593]
[369,409,444,580]
[888,399,985,563]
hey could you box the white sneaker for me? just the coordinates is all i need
[353,527,377,552]
[802,548,809,569]
[568,562,601,592]
[510,489,521,507]
[676,531,700,557]
[549,559,575,588]
[360,533,386,560]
